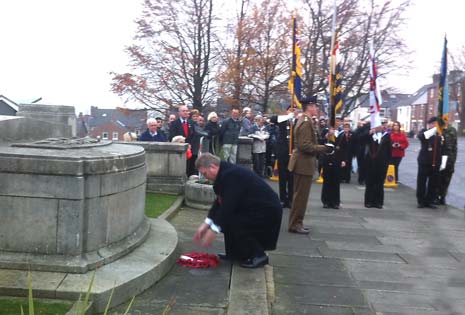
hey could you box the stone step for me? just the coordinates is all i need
[0,218,179,313]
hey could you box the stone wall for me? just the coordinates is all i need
[17,104,77,136]
[0,115,72,142]
[118,141,187,194]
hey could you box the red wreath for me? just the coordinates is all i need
[177,252,220,268]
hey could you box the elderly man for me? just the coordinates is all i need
[138,118,167,142]
[194,153,282,268]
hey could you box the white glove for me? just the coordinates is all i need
[423,127,437,139]
[325,143,335,155]
[277,112,295,123]
[440,155,448,171]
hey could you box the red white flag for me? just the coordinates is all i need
[369,42,382,127]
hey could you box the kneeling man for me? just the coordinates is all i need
[194,153,282,268]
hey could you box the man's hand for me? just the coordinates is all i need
[200,229,217,247]
[193,223,210,243]
[193,223,217,247]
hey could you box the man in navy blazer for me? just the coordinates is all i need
[138,118,167,142]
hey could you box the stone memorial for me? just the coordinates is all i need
[0,138,148,273]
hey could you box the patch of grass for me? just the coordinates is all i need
[145,192,178,218]
[0,297,72,315]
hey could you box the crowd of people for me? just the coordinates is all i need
[134,103,457,211]
[133,101,457,269]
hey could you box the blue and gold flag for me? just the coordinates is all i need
[288,17,302,109]
[329,33,343,128]
[437,36,448,135]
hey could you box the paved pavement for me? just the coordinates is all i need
[111,178,465,315]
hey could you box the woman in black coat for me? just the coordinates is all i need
[204,112,221,154]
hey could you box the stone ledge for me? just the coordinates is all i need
[0,218,179,313]
[228,264,269,315]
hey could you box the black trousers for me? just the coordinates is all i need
[321,165,340,206]
[417,164,439,205]
[278,158,293,206]
[222,212,282,260]
[357,153,367,184]
[253,152,266,177]
[437,167,454,199]
[365,163,388,207]
[340,160,352,183]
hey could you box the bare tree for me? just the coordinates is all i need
[299,0,411,117]
[450,50,465,135]
[216,0,252,109]
[110,0,218,112]
[244,0,290,113]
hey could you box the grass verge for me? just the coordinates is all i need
[145,192,178,218]
[0,297,72,315]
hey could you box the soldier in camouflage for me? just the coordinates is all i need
[435,122,458,205]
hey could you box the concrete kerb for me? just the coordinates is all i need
[159,195,185,221]
[228,265,270,315]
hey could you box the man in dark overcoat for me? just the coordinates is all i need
[363,124,391,209]
[270,106,296,208]
[194,153,282,268]
[416,117,443,208]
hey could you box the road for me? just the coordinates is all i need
[399,136,465,210]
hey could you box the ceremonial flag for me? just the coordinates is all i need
[437,36,448,135]
[329,32,343,128]
[288,17,302,109]
[369,41,382,128]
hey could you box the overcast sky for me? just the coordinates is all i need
[0,0,463,115]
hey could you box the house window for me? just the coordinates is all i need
[102,132,109,140]
[112,132,119,140]
[429,105,433,115]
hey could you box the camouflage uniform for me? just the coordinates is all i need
[436,125,458,204]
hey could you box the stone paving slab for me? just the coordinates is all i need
[275,283,367,308]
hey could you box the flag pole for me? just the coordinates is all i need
[289,15,296,155]
[329,0,337,140]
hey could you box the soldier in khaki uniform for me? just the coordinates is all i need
[288,96,332,234]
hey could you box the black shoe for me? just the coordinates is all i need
[365,203,372,208]
[282,202,291,208]
[332,205,340,209]
[375,204,383,209]
[217,253,230,260]
[240,255,269,268]
[288,227,310,235]
[417,203,425,208]
[323,204,329,208]
[426,204,437,209]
